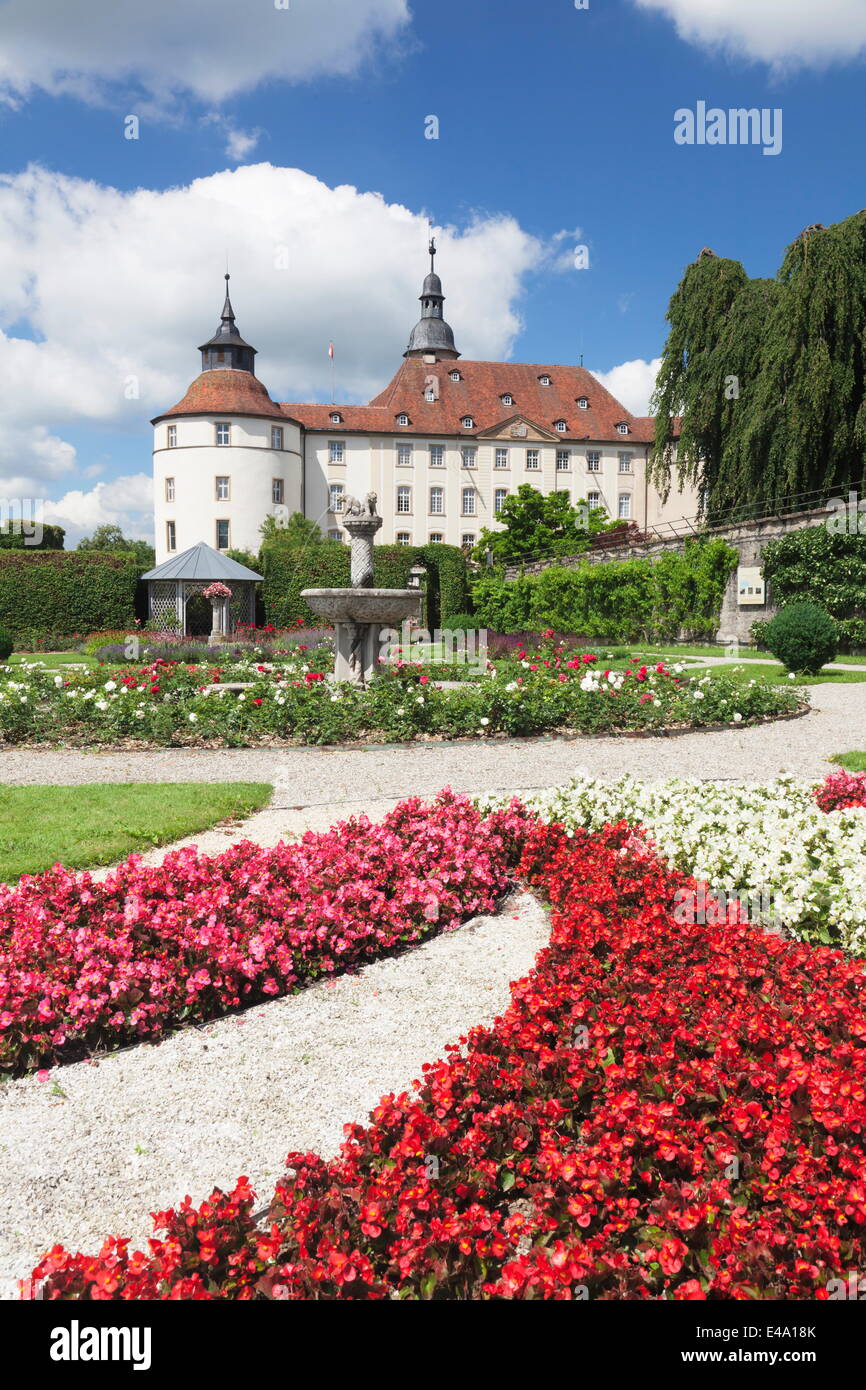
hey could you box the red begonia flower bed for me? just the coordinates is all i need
[0,794,530,1076]
[815,769,866,812]
[31,818,866,1300]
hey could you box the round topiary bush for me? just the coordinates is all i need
[764,602,837,674]
[0,625,13,662]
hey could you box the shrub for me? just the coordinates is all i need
[0,626,12,662]
[439,612,480,632]
[763,601,838,673]
[761,524,866,652]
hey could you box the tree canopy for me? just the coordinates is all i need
[76,524,154,566]
[473,483,614,564]
[650,211,866,518]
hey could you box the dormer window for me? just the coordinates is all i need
[397,413,410,426]
[617,422,629,435]
[461,416,475,429]
[450,370,461,381]
[554,419,567,432]
[539,375,552,386]
[501,393,514,407]
[577,397,589,409]
[330,412,342,424]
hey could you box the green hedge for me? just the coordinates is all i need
[0,522,65,550]
[261,542,470,629]
[760,525,866,651]
[471,539,737,642]
[0,553,144,638]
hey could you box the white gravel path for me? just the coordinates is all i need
[0,891,549,1293]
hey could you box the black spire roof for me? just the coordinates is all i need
[404,238,460,360]
[198,274,257,372]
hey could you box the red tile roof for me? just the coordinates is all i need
[152,370,286,423]
[283,359,650,443]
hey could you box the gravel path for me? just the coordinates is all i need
[1,683,863,794]
[0,891,549,1293]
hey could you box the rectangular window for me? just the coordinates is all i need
[494,488,508,515]
[329,482,344,513]
[618,453,633,473]
[586,451,601,472]
[165,477,175,502]
[397,485,412,514]
[167,425,177,448]
[329,440,345,463]
[587,490,601,508]
[617,493,632,520]
[429,532,444,543]
[429,486,444,515]
[461,533,476,548]
[556,449,570,471]
[526,449,539,469]
[215,475,230,501]
[215,423,231,446]
[271,426,284,450]
[215,519,230,549]
[429,445,444,467]
[397,443,413,467]
[461,447,477,469]
[327,529,342,542]
[396,531,411,546]
[495,448,509,469]
[272,478,284,504]
[461,487,476,516]
[166,520,176,551]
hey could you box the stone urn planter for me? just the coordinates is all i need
[203,581,232,646]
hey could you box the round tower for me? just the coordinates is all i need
[152,276,302,561]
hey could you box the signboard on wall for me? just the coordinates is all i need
[737,567,765,606]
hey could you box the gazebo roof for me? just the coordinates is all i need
[142,542,263,582]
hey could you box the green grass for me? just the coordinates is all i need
[830,751,866,771]
[690,662,866,686]
[0,782,272,882]
[6,652,95,670]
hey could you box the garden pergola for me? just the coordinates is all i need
[141,542,263,637]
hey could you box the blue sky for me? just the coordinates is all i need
[1,0,865,541]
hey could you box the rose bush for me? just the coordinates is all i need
[0,654,803,748]
[31,820,866,1300]
[0,793,530,1075]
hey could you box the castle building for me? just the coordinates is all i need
[152,250,695,562]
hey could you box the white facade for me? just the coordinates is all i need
[153,414,302,562]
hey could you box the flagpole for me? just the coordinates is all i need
[329,342,335,403]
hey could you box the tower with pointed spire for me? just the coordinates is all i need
[198,273,257,374]
[404,238,460,360]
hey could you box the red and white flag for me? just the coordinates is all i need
[328,342,334,359]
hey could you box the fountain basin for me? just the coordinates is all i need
[302,588,421,626]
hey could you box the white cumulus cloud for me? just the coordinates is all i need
[633,0,866,69]
[0,162,543,538]
[0,0,412,107]
[42,475,154,547]
[591,357,662,416]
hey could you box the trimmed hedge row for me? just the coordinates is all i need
[261,542,470,629]
[0,552,144,638]
[472,539,737,642]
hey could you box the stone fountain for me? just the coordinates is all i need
[301,493,421,686]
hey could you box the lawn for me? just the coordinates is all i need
[7,652,96,670]
[831,750,866,771]
[691,662,866,686]
[0,782,272,881]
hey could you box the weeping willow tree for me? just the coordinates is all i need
[650,211,866,518]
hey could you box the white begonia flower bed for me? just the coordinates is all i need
[477,774,866,954]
